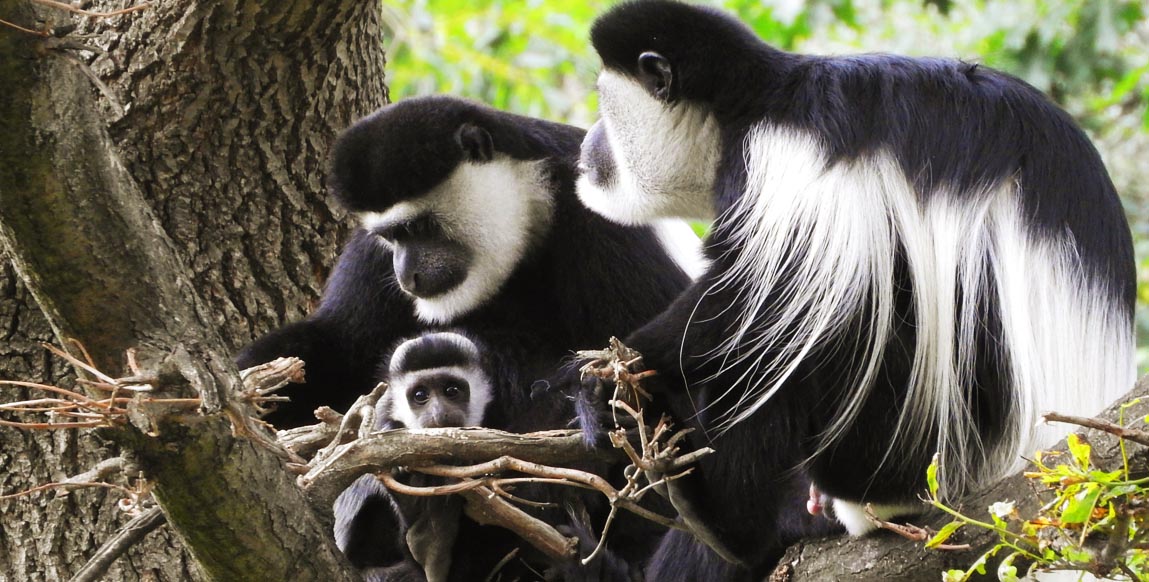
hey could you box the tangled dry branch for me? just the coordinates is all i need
[293,338,718,567]
[1,339,720,577]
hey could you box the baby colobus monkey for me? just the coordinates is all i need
[339,331,630,582]
[577,1,1135,580]
[335,331,492,582]
[379,332,493,430]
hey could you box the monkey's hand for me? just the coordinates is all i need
[576,337,656,407]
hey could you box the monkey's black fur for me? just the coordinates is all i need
[239,96,693,579]
[236,96,691,429]
[577,2,1135,580]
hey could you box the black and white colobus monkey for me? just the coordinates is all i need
[336,331,637,581]
[235,95,700,429]
[335,331,492,582]
[241,95,697,576]
[577,1,1136,579]
[376,331,493,430]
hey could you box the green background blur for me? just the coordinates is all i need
[380,0,1149,368]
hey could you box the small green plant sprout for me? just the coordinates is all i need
[926,398,1149,582]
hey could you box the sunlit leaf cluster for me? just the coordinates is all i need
[928,401,1149,581]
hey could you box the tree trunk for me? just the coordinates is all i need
[0,254,204,582]
[0,0,387,579]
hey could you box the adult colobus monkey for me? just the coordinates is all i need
[235,96,699,428]
[576,1,1136,579]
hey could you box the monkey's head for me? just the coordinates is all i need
[381,331,493,429]
[330,96,576,324]
[578,1,774,225]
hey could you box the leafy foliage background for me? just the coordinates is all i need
[380,0,1149,366]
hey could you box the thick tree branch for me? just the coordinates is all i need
[0,5,357,579]
[299,427,612,510]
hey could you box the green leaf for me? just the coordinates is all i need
[927,454,941,497]
[967,545,1000,576]
[1062,547,1093,564]
[996,552,1020,582]
[990,512,1006,529]
[1086,468,1123,483]
[942,570,967,582]
[1060,484,1101,524]
[1066,433,1091,469]
[926,521,964,549]
[1103,483,1140,502]
[829,0,858,28]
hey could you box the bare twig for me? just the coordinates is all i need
[41,342,118,384]
[299,427,613,506]
[0,374,210,429]
[378,471,487,497]
[289,338,718,569]
[1,456,146,520]
[0,345,310,468]
[238,356,306,418]
[31,0,151,19]
[57,457,138,494]
[0,480,136,502]
[483,548,521,582]
[223,402,307,466]
[311,381,390,466]
[68,506,166,582]
[461,486,578,561]
[580,339,740,565]
[0,17,51,36]
[69,338,99,371]
[0,379,111,407]
[276,410,343,459]
[1043,412,1149,446]
[0,419,102,429]
[490,482,558,509]
[862,505,971,551]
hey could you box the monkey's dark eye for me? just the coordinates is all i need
[411,388,430,405]
[374,225,403,244]
[444,386,460,399]
[377,215,437,243]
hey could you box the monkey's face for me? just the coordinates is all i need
[577,58,720,226]
[359,127,553,324]
[385,332,494,429]
[405,375,471,428]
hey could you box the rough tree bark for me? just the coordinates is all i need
[0,252,202,582]
[0,0,388,579]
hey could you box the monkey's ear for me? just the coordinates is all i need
[638,51,673,102]
[456,123,494,162]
